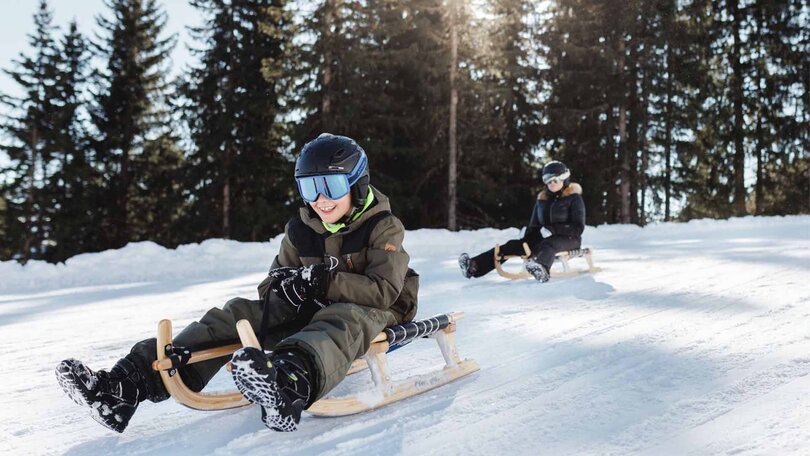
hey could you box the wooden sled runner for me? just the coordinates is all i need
[153,312,479,417]
[494,242,601,280]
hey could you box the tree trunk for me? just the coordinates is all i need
[120,146,130,246]
[223,147,231,239]
[731,0,747,215]
[754,7,764,216]
[605,104,617,223]
[447,0,459,231]
[664,47,673,222]
[321,0,336,131]
[639,55,650,226]
[618,37,632,225]
[22,127,39,264]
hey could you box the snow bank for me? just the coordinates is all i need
[2,215,806,294]
[0,237,283,293]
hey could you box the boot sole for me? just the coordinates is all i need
[458,254,472,278]
[55,359,96,408]
[230,347,281,409]
[55,359,127,433]
[231,348,301,432]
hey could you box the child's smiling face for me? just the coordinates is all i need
[310,193,352,224]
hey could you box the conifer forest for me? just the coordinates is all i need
[1,0,807,263]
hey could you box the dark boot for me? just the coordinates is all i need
[55,356,155,433]
[525,259,550,282]
[458,253,477,279]
[230,347,313,432]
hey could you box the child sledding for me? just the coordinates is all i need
[56,134,477,433]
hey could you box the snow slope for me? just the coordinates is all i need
[1,216,809,456]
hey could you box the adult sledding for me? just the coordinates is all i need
[459,160,599,282]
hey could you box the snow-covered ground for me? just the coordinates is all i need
[1,216,809,456]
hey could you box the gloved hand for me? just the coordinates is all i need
[540,227,553,238]
[272,264,331,312]
[266,266,298,288]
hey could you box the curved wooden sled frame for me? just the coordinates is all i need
[154,312,479,417]
[494,243,533,280]
[494,243,601,280]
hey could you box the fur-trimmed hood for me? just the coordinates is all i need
[538,182,582,201]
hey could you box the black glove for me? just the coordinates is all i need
[266,266,298,288]
[272,264,331,312]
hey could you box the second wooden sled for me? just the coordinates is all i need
[494,242,601,280]
[153,312,479,417]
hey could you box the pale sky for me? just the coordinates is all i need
[0,0,203,98]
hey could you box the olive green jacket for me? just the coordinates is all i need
[258,186,418,323]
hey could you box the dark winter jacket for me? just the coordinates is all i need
[257,186,419,323]
[525,183,586,239]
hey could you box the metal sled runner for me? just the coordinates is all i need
[494,242,601,280]
[152,312,479,417]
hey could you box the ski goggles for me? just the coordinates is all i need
[542,170,570,185]
[296,151,368,202]
[296,174,353,202]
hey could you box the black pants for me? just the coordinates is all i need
[468,235,581,278]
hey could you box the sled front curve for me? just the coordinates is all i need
[155,319,250,411]
[154,320,375,411]
[494,242,533,279]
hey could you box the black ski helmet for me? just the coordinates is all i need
[295,133,370,207]
[539,160,571,186]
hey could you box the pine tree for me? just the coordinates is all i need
[640,0,709,222]
[182,0,293,242]
[90,0,178,249]
[0,0,61,262]
[41,21,98,262]
[749,0,809,215]
[447,0,460,230]
[290,0,451,228]
[454,0,538,228]
[290,0,355,138]
[538,0,617,224]
[0,196,8,259]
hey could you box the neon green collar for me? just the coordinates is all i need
[322,188,375,233]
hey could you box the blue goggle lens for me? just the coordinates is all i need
[296,174,352,202]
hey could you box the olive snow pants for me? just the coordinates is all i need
[468,235,581,278]
[130,292,397,404]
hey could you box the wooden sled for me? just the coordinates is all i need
[153,312,479,417]
[552,248,602,277]
[494,242,601,280]
[494,243,533,279]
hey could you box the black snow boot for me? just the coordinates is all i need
[230,347,313,432]
[458,253,477,279]
[525,259,550,283]
[55,356,151,433]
